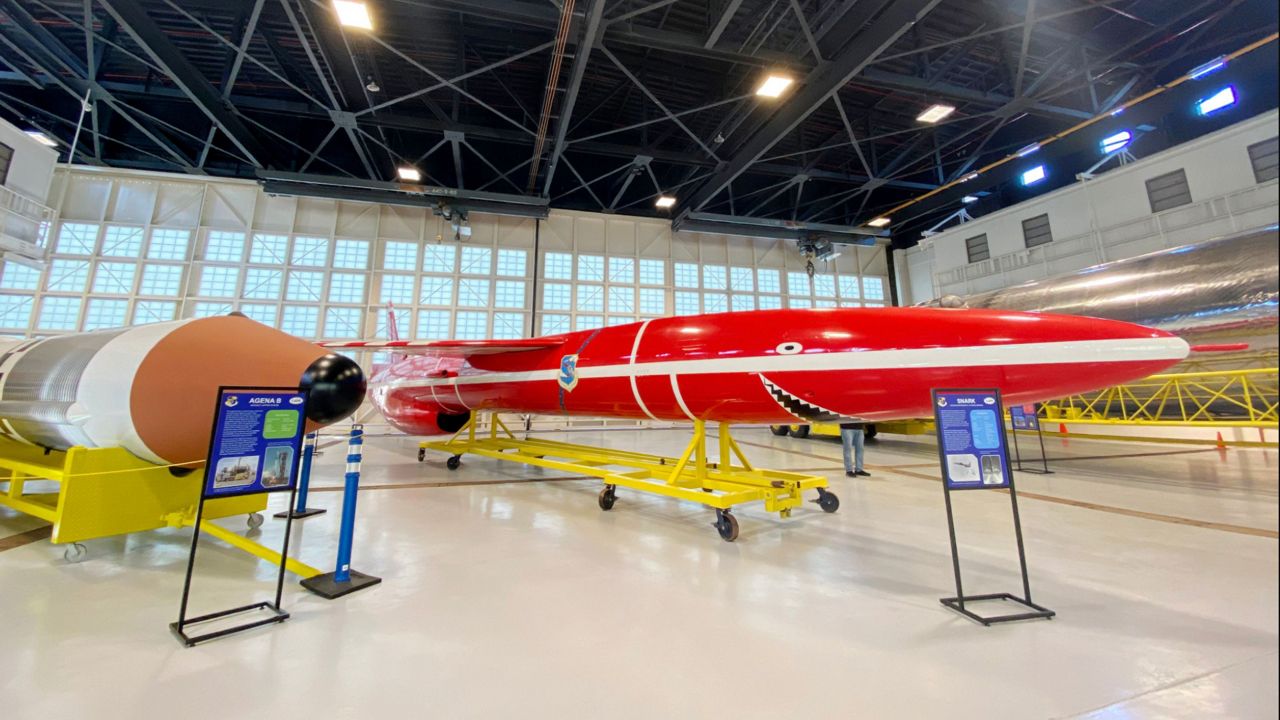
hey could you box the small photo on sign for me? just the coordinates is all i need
[981,455,1004,485]
[213,455,259,489]
[948,454,980,484]
[261,446,295,489]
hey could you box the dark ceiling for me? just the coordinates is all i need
[2,0,1277,246]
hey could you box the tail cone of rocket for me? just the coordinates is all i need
[300,354,366,424]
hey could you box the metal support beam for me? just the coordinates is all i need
[98,0,274,167]
[541,0,606,196]
[705,0,745,49]
[677,0,944,219]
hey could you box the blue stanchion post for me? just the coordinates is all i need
[300,424,382,599]
[274,432,326,519]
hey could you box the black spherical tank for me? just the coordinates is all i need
[299,354,367,424]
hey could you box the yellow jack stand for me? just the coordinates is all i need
[0,438,319,577]
[419,414,839,541]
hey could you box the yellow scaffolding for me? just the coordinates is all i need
[420,414,838,541]
[1039,368,1279,427]
[0,438,319,576]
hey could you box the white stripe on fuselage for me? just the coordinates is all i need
[380,336,1188,392]
[628,319,659,420]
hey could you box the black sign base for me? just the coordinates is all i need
[301,569,382,599]
[273,507,327,519]
[170,602,289,647]
[940,592,1056,626]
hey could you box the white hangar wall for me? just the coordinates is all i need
[898,109,1279,305]
[0,165,889,341]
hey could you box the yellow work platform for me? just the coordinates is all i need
[0,438,319,577]
[420,415,838,541]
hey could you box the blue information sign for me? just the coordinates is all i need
[932,389,1013,490]
[1010,404,1039,431]
[203,388,309,499]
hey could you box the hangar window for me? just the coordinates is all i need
[674,262,699,288]
[497,249,527,277]
[424,244,457,274]
[789,298,812,309]
[55,223,99,255]
[193,302,232,318]
[729,267,754,292]
[46,259,90,292]
[455,312,489,339]
[608,315,634,326]
[863,278,886,302]
[608,257,634,283]
[92,262,137,294]
[1247,137,1279,183]
[965,234,990,263]
[0,293,33,328]
[133,300,176,324]
[575,284,604,312]
[837,276,860,300]
[638,259,665,285]
[376,308,409,338]
[242,268,282,299]
[239,303,277,327]
[37,296,82,330]
[383,241,418,271]
[815,299,837,308]
[417,310,451,339]
[333,240,369,269]
[461,247,492,275]
[813,274,836,297]
[206,231,245,262]
[379,274,415,304]
[607,286,634,313]
[323,307,362,339]
[577,255,604,282]
[494,280,526,309]
[638,288,665,315]
[674,291,700,315]
[702,265,727,291]
[286,270,324,301]
[1021,214,1054,248]
[757,295,782,310]
[281,305,319,337]
[1145,169,1192,213]
[138,265,182,296]
[328,273,366,304]
[291,237,328,266]
[419,276,453,305]
[541,314,570,335]
[543,252,573,280]
[756,269,781,294]
[731,295,755,312]
[148,229,190,260]
[249,234,288,264]
[102,226,143,257]
[543,283,572,311]
[457,278,491,307]
[493,313,526,338]
[0,263,41,290]
[703,293,728,313]
[575,315,603,331]
[83,299,129,330]
[198,265,238,297]
[786,272,811,296]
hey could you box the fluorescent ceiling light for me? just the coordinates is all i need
[1188,56,1227,80]
[1195,86,1237,116]
[755,74,793,98]
[24,130,57,147]
[333,0,373,30]
[1100,130,1132,154]
[396,166,421,182]
[961,172,980,182]
[866,217,891,228]
[961,195,978,204]
[916,104,956,123]
[1015,142,1041,157]
[1020,165,1047,186]
[654,195,676,209]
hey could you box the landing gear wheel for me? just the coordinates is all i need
[247,512,264,530]
[446,455,462,471]
[63,543,87,563]
[789,425,811,439]
[769,425,790,436]
[712,510,740,542]
[598,485,617,511]
[816,488,840,513]
[417,447,426,462]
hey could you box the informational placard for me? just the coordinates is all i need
[932,389,1012,490]
[1010,404,1039,431]
[203,388,309,499]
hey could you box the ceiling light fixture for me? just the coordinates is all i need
[333,0,373,30]
[397,166,421,182]
[755,74,793,98]
[655,195,676,209]
[916,104,956,123]
[866,217,891,228]
[24,130,57,147]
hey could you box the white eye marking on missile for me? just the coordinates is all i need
[776,342,803,355]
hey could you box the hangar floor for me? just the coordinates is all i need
[1,428,1276,719]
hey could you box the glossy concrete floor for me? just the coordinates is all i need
[1,428,1276,719]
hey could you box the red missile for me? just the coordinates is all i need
[323,308,1188,435]
[0,315,366,465]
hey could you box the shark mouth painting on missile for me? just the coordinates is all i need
[760,375,846,423]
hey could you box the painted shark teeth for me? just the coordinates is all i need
[760,375,846,423]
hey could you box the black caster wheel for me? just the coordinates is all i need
[247,512,265,529]
[789,425,810,439]
[816,489,840,513]
[769,425,790,436]
[598,485,617,511]
[63,543,87,563]
[446,455,462,470]
[417,448,426,462]
[712,510,739,542]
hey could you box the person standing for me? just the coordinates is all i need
[841,422,870,477]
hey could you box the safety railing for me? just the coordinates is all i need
[1040,368,1279,427]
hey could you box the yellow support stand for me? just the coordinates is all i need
[420,414,839,541]
[0,438,319,577]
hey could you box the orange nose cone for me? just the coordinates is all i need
[129,316,363,465]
